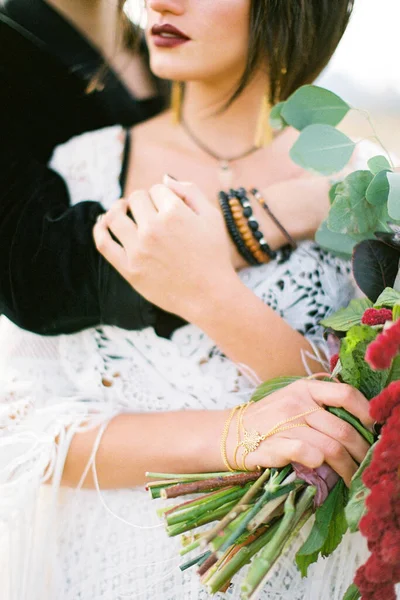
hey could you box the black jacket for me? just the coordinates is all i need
[0,0,179,335]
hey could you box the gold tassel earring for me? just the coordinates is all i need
[254,93,273,148]
[171,81,184,124]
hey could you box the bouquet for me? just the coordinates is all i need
[146,86,400,600]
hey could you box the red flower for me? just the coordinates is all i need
[362,308,393,326]
[364,555,393,583]
[369,382,400,423]
[380,530,400,565]
[329,353,339,372]
[365,318,400,370]
[359,511,384,541]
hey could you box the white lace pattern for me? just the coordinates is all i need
[0,126,392,600]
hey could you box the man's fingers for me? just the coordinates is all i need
[128,190,158,223]
[93,217,127,272]
[162,177,210,214]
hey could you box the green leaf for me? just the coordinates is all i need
[251,376,301,403]
[373,286,400,307]
[366,170,390,206]
[290,125,355,176]
[329,181,341,205]
[353,240,400,302]
[343,584,361,600]
[339,325,388,398]
[328,171,377,235]
[387,172,400,220]
[368,155,392,175]
[315,221,356,258]
[345,443,375,532]
[393,303,400,321]
[295,480,348,577]
[269,101,287,130]
[386,354,400,384]
[281,85,350,131]
[320,298,373,331]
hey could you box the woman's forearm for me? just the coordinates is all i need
[188,273,321,380]
[62,409,228,489]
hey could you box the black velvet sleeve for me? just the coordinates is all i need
[0,14,178,336]
[0,141,157,334]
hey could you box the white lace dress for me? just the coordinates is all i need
[0,126,372,600]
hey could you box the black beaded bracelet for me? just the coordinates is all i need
[218,191,259,266]
[230,189,277,260]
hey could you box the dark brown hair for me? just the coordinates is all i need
[232,0,354,106]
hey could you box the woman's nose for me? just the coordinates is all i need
[147,0,185,16]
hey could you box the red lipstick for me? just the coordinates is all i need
[151,24,191,48]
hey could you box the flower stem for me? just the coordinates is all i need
[241,486,316,599]
[200,469,271,547]
[206,522,281,595]
[161,472,261,499]
[166,486,252,527]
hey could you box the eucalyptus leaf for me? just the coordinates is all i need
[290,125,355,175]
[343,584,361,600]
[387,172,400,220]
[345,444,375,532]
[281,85,350,131]
[250,376,301,403]
[368,155,392,175]
[295,480,348,577]
[329,181,341,205]
[352,240,400,302]
[320,298,373,331]
[315,221,356,257]
[365,170,390,206]
[328,171,377,235]
[269,101,287,130]
[373,287,400,307]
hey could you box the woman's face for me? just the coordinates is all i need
[145,0,251,84]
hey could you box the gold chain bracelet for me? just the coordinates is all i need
[220,405,241,472]
[236,404,323,471]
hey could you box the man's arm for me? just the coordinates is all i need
[0,143,156,334]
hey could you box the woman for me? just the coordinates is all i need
[0,1,372,599]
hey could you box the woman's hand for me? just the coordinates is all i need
[93,181,238,321]
[227,379,373,487]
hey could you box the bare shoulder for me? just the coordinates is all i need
[130,111,176,150]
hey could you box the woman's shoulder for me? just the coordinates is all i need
[49,125,125,208]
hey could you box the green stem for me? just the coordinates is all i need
[206,521,281,595]
[165,486,241,518]
[328,407,374,445]
[166,499,238,537]
[241,487,316,599]
[201,469,271,547]
[179,550,212,572]
[357,109,395,170]
[166,486,250,527]
[217,472,298,555]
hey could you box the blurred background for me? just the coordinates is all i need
[126,0,400,158]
